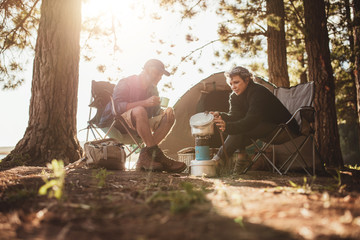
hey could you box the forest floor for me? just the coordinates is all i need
[0,164,360,240]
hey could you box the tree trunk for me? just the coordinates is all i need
[267,0,290,87]
[3,0,82,166]
[299,53,308,84]
[354,0,360,148]
[303,0,343,168]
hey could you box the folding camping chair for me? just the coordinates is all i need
[242,81,316,176]
[85,80,143,167]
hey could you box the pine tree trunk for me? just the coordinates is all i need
[354,0,360,147]
[299,53,308,84]
[3,0,82,166]
[303,0,343,168]
[267,0,290,87]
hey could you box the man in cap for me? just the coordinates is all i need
[99,59,186,173]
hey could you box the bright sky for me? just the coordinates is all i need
[0,0,249,147]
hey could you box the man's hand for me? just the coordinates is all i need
[144,96,160,107]
[163,107,175,122]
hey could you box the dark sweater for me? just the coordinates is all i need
[220,81,299,135]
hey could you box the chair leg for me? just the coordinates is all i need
[272,145,276,173]
[86,126,89,142]
[88,125,103,140]
[242,140,282,175]
[104,121,116,139]
[242,151,262,174]
[126,146,140,158]
[261,151,282,175]
[124,145,140,170]
[283,152,311,176]
[282,135,312,176]
[117,118,142,150]
[280,128,312,176]
[312,135,316,176]
[86,97,93,142]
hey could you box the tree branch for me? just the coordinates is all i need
[180,38,221,63]
[181,0,203,20]
[254,23,267,34]
[288,0,305,29]
[0,0,40,53]
[176,30,265,69]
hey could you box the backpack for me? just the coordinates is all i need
[84,138,126,170]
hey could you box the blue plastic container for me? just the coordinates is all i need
[195,146,210,160]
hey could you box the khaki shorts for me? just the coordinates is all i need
[121,108,164,132]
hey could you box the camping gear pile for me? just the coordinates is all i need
[189,112,217,177]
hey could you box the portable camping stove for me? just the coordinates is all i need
[189,112,217,177]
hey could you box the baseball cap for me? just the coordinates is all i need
[143,59,170,76]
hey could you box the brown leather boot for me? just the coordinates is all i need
[155,147,187,173]
[136,147,163,171]
[232,152,249,175]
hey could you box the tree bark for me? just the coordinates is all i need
[267,0,290,87]
[299,53,308,84]
[354,0,360,146]
[3,0,82,166]
[303,0,343,168]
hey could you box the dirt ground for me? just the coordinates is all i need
[1,164,360,240]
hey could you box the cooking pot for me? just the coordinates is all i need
[189,112,214,136]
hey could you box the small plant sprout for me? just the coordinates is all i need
[234,216,245,228]
[38,159,66,200]
[147,182,207,214]
[288,176,316,194]
[345,164,360,170]
[94,168,112,188]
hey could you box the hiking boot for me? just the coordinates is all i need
[155,147,187,173]
[232,154,249,175]
[136,147,163,171]
[213,158,225,176]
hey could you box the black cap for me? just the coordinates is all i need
[143,59,170,76]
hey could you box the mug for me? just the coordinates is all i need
[160,97,169,108]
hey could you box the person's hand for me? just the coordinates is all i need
[209,111,220,119]
[163,107,175,122]
[214,116,226,132]
[209,111,221,120]
[144,96,160,107]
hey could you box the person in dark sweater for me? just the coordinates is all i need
[210,66,299,171]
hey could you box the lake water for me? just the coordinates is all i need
[0,154,7,159]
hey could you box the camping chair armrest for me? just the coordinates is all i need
[299,106,315,123]
[110,96,127,123]
[285,108,301,125]
[285,106,314,125]
[110,96,118,116]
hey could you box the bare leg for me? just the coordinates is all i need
[131,106,156,147]
[153,109,175,145]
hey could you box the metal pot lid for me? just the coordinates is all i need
[189,112,214,127]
